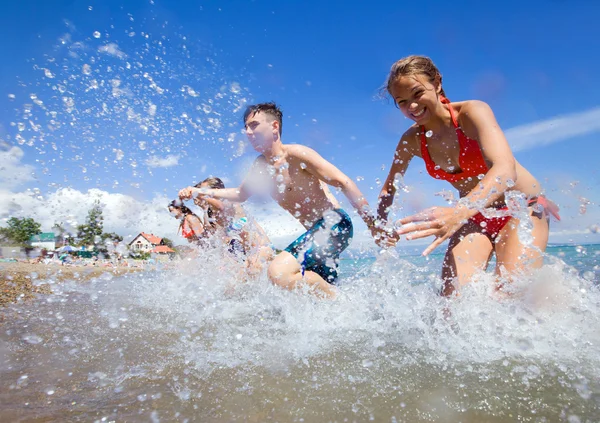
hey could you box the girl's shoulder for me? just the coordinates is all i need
[452,100,492,122]
[397,124,421,154]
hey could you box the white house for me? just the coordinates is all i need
[128,232,174,255]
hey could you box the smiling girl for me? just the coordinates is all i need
[377,55,559,296]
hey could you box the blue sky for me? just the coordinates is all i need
[1,0,600,247]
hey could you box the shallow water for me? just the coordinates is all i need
[1,246,599,422]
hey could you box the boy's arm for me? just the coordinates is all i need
[291,145,378,230]
[180,187,248,202]
[178,157,265,202]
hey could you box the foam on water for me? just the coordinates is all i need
[1,247,599,421]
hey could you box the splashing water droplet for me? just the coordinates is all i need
[82,64,92,75]
[202,104,212,114]
[8,93,15,99]
[425,130,433,138]
[44,69,54,79]
[506,179,515,188]
[300,162,307,170]
[93,31,101,38]
[532,203,544,214]
[477,174,485,180]
[356,176,364,181]
[230,82,241,94]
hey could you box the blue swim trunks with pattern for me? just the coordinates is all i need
[284,209,353,284]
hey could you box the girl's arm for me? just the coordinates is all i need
[455,101,517,217]
[377,129,417,224]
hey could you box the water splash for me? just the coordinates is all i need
[1,246,598,421]
[5,9,251,192]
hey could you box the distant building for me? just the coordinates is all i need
[29,233,56,251]
[128,232,175,255]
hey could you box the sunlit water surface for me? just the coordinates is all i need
[1,245,599,422]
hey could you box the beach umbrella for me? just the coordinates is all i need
[59,245,76,252]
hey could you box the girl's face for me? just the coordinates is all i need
[169,207,183,219]
[390,74,441,124]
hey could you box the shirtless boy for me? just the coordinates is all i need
[179,103,391,298]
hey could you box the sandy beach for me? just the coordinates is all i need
[0,261,142,310]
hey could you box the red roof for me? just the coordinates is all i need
[152,245,175,254]
[141,232,162,245]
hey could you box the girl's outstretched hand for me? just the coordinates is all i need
[396,206,471,255]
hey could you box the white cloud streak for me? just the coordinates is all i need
[506,107,600,152]
[145,154,180,168]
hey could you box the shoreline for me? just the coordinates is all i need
[0,262,143,310]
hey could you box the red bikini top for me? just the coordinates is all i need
[179,218,194,239]
[420,97,489,183]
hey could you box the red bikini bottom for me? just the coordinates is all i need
[469,196,560,242]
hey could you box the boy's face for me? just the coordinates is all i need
[244,111,279,153]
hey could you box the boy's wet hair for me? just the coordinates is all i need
[382,55,446,104]
[168,199,193,216]
[243,102,283,136]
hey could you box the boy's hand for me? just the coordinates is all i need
[178,187,195,200]
[371,226,400,248]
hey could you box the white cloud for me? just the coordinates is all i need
[506,107,600,152]
[0,188,178,244]
[0,146,35,189]
[145,154,180,168]
[98,43,127,59]
[243,200,304,248]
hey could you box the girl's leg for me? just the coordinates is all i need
[440,222,494,296]
[493,209,549,282]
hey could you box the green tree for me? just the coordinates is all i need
[0,217,42,246]
[76,200,104,247]
[101,232,123,243]
[162,237,174,248]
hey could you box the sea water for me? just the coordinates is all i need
[1,245,599,422]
